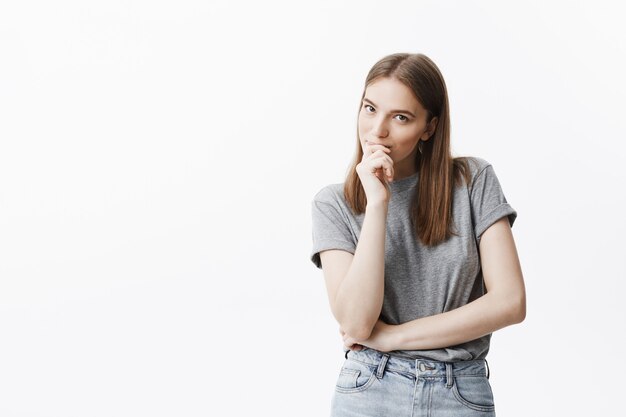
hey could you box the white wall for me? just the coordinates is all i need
[1,1,624,416]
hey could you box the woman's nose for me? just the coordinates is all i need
[372,117,388,137]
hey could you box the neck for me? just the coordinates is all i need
[392,159,419,181]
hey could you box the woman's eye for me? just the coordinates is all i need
[395,115,408,122]
[364,104,374,112]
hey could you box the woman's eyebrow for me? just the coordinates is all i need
[362,97,416,118]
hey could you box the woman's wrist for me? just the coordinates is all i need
[366,199,389,212]
[387,323,405,352]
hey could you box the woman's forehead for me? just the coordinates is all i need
[364,78,425,113]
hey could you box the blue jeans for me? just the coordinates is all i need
[331,347,496,416]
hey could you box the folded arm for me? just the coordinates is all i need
[344,217,526,352]
[322,201,388,340]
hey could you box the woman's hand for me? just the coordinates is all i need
[339,327,364,351]
[339,319,398,353]
[356,143,394,204]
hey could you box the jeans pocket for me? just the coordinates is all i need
[335,358,378,394]
[451,376,495,412]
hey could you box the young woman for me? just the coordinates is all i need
[310,53,526,416]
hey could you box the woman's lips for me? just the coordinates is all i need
[366,141,390,148]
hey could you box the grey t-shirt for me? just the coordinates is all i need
[310,156,517,362]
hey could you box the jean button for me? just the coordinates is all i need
[418,363,426,372]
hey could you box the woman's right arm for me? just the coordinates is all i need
[320,199,388,340]
[320,143,394,340]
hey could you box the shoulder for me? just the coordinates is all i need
[455,156,494,186]
[312,182,346,205]
[462,156,492,176]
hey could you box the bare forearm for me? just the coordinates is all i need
[390,292,525,350]
[335,201,388,339]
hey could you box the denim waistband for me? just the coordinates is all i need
[345,347,490,379]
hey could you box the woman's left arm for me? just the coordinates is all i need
[344,217,526,352]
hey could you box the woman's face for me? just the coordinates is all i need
[358,77,437,178]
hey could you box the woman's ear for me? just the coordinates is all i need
[422,117,438,141]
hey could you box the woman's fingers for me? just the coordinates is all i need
[365,142,391,155]
[369,146,394,178]
[356,143,395,201]
[340,327,364,351]
[372,154,393,179]
[370,152,394,181]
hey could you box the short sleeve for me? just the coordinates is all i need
[310,197,356,269]
[470,164,517,245]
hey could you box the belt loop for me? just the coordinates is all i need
[445,362,453,388]
[485,358,490,379]
[376,353,389,379]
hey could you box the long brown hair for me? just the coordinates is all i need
[343,53,473,246]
